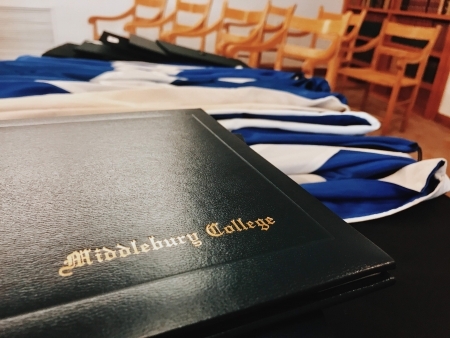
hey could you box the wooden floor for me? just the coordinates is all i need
[342,85,450,196]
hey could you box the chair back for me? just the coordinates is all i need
[133,0,167,19]
[135,0,166,7]
[264,3,297,32]
[222,7,266,25]
[215,1,270,54]
[218,2,295,66]
[310,7,366,62]
[287,12,352,41]
[172,0,212,32]
[317,6,343,21]
[88,0,167,39]
[275,12,351,89]
[248,3,296,66]
[342,9,367,61]
[371,21,441,81]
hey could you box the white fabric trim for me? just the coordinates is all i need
[204,106,348,114]
[380,159,447,192]
[288,174,327,184]
[206,108,374,119]
[251,144,413,176]
[39,80,172,93]
[251,144,412,165]
[91,70,179,84]
[251,144,341,175]
[217,77,256,83]
[111,61,201,73]
[219,116,380,135]
[0,86,349,121]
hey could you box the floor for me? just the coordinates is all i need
[341,85,450,196]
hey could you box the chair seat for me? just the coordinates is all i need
[282,45,330,61]
[339,67,418,87]
[124,19,151,31]
[216,33,249,54]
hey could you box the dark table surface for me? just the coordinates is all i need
[323,195,450,338]
[239,195,450,338]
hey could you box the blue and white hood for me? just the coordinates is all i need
[252,144,449,223]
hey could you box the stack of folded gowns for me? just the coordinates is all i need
[0,55,448,222]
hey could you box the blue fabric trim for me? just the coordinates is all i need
[0,56,113,81]
[213,113,370,126]
[233,128,419,153]
[302,161,444,220]
[316,150,415,180]
[0,57,347,103]
[174,68,347,103]
[16,55,113,68]
[0,81,69,98]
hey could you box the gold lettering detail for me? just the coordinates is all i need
[149,236,163,250]
[140,243,151,252]
[102,247,117,261]
[255,218,270,231]
[130,240,140,255]
[265,217,275,225]
[163,238,178,247]
[58,249,92,277]
[206,223,224,237]
[186,233,202,247]
[246,221,255,228]
[58,227,210,277]
[224,225,235,234]
[237,218,248,230]
[116,244,131,258]
[94,248,103,263]
[231,219,243,231]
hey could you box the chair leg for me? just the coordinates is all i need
[199,37,206,52]
[360,83,373,111]
[401,85,419,132]
[326,58,340,92]
[337,74,348,92]
[92,23,99,40]
[310,33,318,49]
[248,52,260,68]
[274,53,283,71]
[382,85,401,135]
[301,59,314,78]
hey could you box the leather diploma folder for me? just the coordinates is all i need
[0,109,395,337]
[69,31,248,68]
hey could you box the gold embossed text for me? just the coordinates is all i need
[205,217,275,238]
[58,232,202,277]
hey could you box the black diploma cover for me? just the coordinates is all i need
[0,109,394,337]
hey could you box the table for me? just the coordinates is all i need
[323,195,450,337]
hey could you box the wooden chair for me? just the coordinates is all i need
[88,0,167,40]
[276,13,352,90]
[239,6,367,67]
[124,0,212,51]
[227,12,351,89]
[311,6,367,64]
[162,1,270,56]
[216,2,271,57]
[223,3,297,68]
[338,21,441,134]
